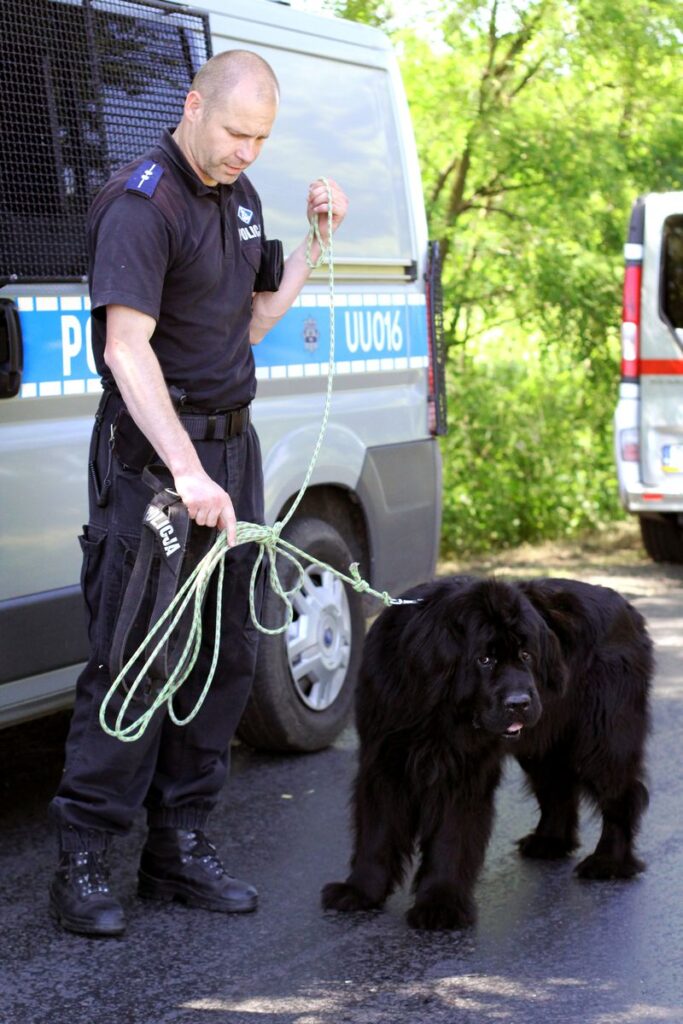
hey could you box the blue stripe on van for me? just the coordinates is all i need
[14,294,428,398]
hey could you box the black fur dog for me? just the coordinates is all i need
[322,576,653,931]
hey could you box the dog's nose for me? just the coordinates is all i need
[505,693,532,712]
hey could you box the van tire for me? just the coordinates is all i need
[237,516,365,753]
[639,514,683,563]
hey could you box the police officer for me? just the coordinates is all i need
[48,49,348,937]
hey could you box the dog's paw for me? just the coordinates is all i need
[576,852,645,880]
[406,890,476,931]
[321,881,380,912]
[517,833,576,860]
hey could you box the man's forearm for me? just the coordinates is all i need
[104,309,201,478]
[249,235,319,345]
[250,177,348,344]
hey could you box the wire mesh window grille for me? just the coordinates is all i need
[0,0,211,284]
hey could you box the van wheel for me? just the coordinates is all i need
[639,514,683,563]
[237,516,365,752]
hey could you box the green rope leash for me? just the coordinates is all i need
[99,178,416,742]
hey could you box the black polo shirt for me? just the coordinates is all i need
[88,130,269,410]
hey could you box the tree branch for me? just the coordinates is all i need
[429,154,461,210]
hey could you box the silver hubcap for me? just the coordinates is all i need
[286,567,352,711]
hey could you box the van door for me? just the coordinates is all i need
[640,193,683,489]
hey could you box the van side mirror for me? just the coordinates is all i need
[0,298,23,399]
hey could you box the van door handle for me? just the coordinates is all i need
[0,298,23,399]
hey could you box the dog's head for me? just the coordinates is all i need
[398,577,567,741]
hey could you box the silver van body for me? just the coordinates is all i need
[615,191,683,562]
[0,0,444,744]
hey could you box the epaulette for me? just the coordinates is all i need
[125,160,164,198]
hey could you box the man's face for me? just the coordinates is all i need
[189,84,277,186]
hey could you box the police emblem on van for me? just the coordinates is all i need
[303,317,319,352]
[238,206,254,225]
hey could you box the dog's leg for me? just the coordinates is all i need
[322,763,414,913]
[407,782,497,932]
[516,753,580,859]
[576,778,648,880]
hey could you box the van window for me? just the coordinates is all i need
[0,0,210,284]
[249,48,413,263]
[662,215,683,329]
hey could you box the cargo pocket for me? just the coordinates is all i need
[111,532,162,667]
[80,528,142,663]
[105,533,145,661]
[78,525,107,648]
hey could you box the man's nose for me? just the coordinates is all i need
[236,138,259,164]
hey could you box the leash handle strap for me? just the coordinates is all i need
[109,485,196,694]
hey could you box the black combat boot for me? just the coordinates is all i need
[138,828,258,913]
[49,849,126,937]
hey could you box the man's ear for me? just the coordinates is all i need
[184,89,204,122]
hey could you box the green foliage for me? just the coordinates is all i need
[317,0,392,26]
[440,336,625,555]
[395,0,683,556]
[397,0,683,352]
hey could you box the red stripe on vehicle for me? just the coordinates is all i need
[640,360,683,375]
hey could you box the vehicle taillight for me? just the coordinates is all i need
[619,428,640,463]
[621,244,642,381]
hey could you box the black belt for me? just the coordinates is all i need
[179,405,251,441]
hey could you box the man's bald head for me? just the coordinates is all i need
[175,49,279,186]
[192,50,279,111]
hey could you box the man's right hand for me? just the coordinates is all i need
[173,469,237,546]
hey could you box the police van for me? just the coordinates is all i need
[0,0,446,749]
[615,192,683,563]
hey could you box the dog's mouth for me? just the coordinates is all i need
[502,722,525,740]
[473,712,537,738]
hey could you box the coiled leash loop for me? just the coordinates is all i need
[100,178,418,743]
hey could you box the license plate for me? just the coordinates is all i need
[662,444,683,474]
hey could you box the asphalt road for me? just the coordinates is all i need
[1,553,682,1024]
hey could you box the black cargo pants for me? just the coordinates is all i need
[50,395,266,852]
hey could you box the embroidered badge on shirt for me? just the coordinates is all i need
[125,161,164,198]
[237,206,254,225]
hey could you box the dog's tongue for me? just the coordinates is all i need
[506,723,524,735]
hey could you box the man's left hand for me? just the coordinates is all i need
[307,177,349,245]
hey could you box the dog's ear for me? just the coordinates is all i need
[518,582,574,696]
[398,599,464,702]
[396,586,483,711]
[535,616,568,695]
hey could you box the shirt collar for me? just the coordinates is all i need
[157,129,233,199]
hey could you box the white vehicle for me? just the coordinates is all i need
[0,0,446,748]
[615,192,683,563]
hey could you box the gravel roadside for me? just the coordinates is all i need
[439,520,683,600]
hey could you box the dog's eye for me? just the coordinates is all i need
[519,650,532,662]
[477,655,494,668]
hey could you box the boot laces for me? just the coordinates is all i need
[188,831,227,878]
[69,850,112,897]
